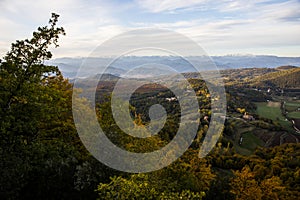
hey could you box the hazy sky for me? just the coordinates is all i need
[0,0,299,58]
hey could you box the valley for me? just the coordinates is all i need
[2,5,300,199]
[86,65,300,157]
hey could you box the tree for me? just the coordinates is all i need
[0,13,65,144]
[0,14,121,199]
[0,13,83,199]
[230,166,284,200]
[260,176,284,200]
[230,166,262,200]
[96,174,205,200]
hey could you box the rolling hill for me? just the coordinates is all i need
[249,67,300,89]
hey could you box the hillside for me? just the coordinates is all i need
[249,67,300,89]
[276,65,298,70]
[2,9,300,200]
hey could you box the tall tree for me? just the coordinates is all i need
[0,13,74,199]
[0,13,65,143]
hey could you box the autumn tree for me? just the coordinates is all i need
[230,166,284,200]
[96,173,205,200]
[230,166,262,200]
[0,13,91,199]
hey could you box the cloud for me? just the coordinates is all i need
[51,24,127,57]
[131,20,201,28]
[135,0,208,13]
[135,0,300,23]
[134,0,264,13]
[0,0,120,57]
[0,0,299,57]
[132,0,300,56]
[258,0,300,22]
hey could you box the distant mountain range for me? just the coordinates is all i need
[46,55,300,78]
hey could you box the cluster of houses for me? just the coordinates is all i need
[165,97,177,102]
[243,112,255,121]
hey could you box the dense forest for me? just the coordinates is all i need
[1,14,300,199]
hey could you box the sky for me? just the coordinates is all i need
[0,0,299,58]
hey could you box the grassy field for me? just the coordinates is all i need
[240,132,264,151]
[285,102,300,107]
[255,102,285,121]
[285,102,300,112]
[255,102,292,130]
[286,106,298,112]
[228,118,264,155]
[233,132,265,156]
[288,111,300,119]
[233,144,252,155]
